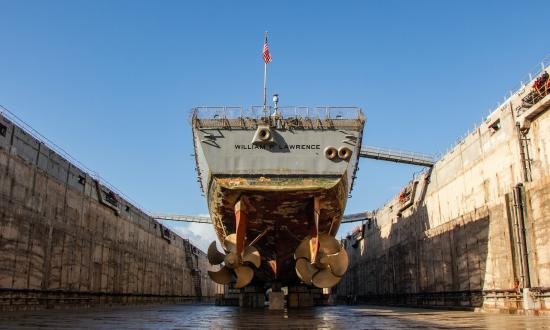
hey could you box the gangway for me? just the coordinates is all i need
[341,211,375,223]
[360,145,435,167]
[152,213,211,224]
[153,212,373,224]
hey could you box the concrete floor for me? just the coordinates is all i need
[1,305,549,329]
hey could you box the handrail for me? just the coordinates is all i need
[152,214,212,224]
[362,145,435,162]
[192,106,363,121]
[153,212,374,224]
[360,145,435,167]
[342,212,375,223]
[192,106,243,119]
[315,106,363,120]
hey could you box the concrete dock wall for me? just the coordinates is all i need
[0,114,219,310]
[338,66,550,314]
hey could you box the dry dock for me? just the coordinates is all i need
[0,61,550,328]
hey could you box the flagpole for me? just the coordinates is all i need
[263,31,268,118]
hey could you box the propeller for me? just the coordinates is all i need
[207,233,261,288]
[294,233,349,288]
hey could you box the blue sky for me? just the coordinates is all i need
[1,1,549,250]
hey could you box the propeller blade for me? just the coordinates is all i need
[318,234,341,255]
[326,249,349,277]
[312,268,342,288]
[224,233,237,253]
[234,265,254,288]
[207,241,226,265]
[294,237,311,261]
[242,246,261,268]
[295,258,319,285]
[208,266,233,285]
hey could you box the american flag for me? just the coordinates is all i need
[263,35,272,64]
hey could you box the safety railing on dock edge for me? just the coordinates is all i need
[0,104,151,215]
[494,55,550,115]
[192,106,363,121]
[517,68,550,115]
[436,55,550,159]
[0,104,215,252]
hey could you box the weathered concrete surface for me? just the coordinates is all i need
[0,114,220,310]
[1,304,549,329]
[338,65,550,314]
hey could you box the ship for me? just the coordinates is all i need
[192,98,365,289]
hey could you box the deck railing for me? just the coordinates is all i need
[192,106,363,121]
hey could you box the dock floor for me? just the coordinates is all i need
[1,304,549,329]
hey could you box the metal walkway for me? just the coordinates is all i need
[153,212,373,224]
[152,214,211,224]
[360,145,435,167]
[341,211,374,223]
